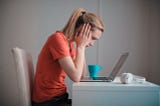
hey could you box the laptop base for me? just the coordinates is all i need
[80,76,113,82]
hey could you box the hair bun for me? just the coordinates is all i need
[81,11,86,15]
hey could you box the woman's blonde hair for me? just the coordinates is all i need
[62,8,104,41]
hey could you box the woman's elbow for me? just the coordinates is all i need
[73,80,80,82]
[70,76,81,82]
[66,69,82,82]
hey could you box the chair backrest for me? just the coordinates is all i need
[12,47,34,106]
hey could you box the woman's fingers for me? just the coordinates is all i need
[86,24,91,38]
[83,23,88,36]
[80,23,86,37]
[80,23,91,37]
[75,23,91,47]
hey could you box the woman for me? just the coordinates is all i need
[32,8,104,106]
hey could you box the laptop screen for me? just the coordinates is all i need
[109,52,129,80]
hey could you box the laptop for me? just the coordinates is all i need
[80,52,129,82]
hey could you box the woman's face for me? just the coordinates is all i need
[75,25,102,47]
[86,27,102,47]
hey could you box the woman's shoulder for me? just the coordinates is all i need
[50,31,66,39]
[48,31,68,42]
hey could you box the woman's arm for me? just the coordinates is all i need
[58,46,85,82]
[58,23,91,82]
[81,58,87,79]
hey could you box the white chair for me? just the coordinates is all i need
[11,47,34,106]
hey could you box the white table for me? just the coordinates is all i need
[72,77,160,106]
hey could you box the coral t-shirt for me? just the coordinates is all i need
[32,31,75,103]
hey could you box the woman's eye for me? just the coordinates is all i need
[92,37,97,40]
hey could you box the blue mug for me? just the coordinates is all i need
[88,64,102,78]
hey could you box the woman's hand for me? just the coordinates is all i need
[74,23,92,47]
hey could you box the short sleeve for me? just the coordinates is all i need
[49,32,70,60]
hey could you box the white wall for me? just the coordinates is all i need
[99,0,151,77]
[0,0,159,106]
